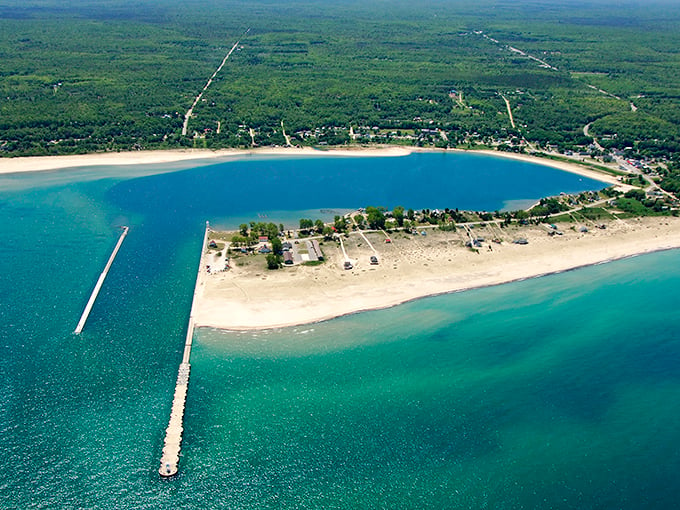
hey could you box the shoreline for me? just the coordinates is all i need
[0,146,620,186]
[197,247,676,333]
[193,217,680,331]
[0,146,411,175]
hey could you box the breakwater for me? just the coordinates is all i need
[74,226,129,334]
[159,222,209,477]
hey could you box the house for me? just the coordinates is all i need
[258,236,269,243]
[283,251,294,265]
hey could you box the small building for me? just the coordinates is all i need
[513,238,529,245]
[311,239,324,261]
[258,236,269,243]
[208,240,218,249]
[283,251,294,265]
[305,240,319,261]
[370,255,379,265]
[258,245,272,254]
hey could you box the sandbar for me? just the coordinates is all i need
[193,217,680,330]
[0,146,411,175]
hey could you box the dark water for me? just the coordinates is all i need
[2,153,678,509]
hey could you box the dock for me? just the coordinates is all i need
[159,221,210,478]
[74,226,129,334]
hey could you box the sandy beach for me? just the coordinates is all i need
[0,146,619,187]
[463,149,623,186]
[0,146,412,175]
[193,216,680,330]
[2,143,643,330]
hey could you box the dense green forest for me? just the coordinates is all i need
[1,0,679,159]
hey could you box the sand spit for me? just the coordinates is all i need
[0,146,412,175]
[193,217,680,331]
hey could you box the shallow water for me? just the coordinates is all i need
[2,153,677,509]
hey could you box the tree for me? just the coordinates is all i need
[266,253,282,270]
[265,222,279,239]
[314,219,325,233]
[271,236,282,254]
[239,223,249,236]
[231,234,247,246]
[353,214,365,228]
[366,206,386,230]
[393,205,405,227]
[334,215,347,232]
[299,218,314,229]
[407,208,415,221]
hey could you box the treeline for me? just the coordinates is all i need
[1,0,680,158]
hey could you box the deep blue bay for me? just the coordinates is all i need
[1,152,680,509]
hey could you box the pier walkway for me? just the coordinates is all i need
[159,222,210,478]
[74,226,128,334]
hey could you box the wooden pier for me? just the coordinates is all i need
[74,226,129,334]
[159,222,209,478]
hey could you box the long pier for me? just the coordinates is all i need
[159,221,210,478]
[74,226,129,334]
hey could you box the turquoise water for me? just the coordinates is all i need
[1,153,679,509]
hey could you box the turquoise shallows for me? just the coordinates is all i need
[1,153,678,509]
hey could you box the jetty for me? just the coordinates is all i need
[159,221,210,478]
[74,226,129,334]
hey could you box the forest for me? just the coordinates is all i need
[0,0,679,160]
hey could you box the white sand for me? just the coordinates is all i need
[1,146,617,187]
[4,144,649,330]
[461,149,623,187]
[193,217,680,330]
[0,146,412,175]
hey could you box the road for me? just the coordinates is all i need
[501,94,516,129]
[281,120,292,146]
[182,29,249,136]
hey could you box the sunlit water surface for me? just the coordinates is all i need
[2,153,678,509]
